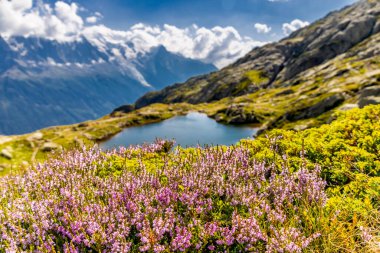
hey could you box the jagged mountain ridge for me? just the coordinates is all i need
[0,35,216,135]
[136,0,380,109]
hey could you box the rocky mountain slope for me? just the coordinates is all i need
[135,0,380,130]
[0,36,216,135]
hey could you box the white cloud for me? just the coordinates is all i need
[86,16,98,24]
[86,12,102,23]
[0,0,266,68]
[84,23,265,68]
[254,23,271,34]
[282,19,310,35]
[0,0,84,41]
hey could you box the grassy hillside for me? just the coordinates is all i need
[0,105,379,252]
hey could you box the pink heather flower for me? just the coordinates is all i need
[171,226,192,251]
[208,244,216,251]
[154,244,165,253]
[0,143,327,252]
[359,226,373,243]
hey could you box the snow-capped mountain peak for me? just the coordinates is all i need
[0,34,217,135]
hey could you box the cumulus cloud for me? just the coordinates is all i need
[0,0,266,68]
[254,23,271,34]
[282,19,310,35]
[86,12,102,23]
[86,16,98,24]
[84,23,265,68]
[0,0,84,41]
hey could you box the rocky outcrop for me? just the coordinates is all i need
[278,1,379,82]
[224,104,262,124]
[339,104,359,111]
[213,104,263,124]
[275,89,294,97]
[1,148,13,160]
[285,94,345,121]
[111,104,136,115]
[41,142,61,152]
[359,85,380,108]
[26,132,44,142]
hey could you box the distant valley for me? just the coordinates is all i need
[0,36,216,135]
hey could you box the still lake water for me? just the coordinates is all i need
[100,112,258,149]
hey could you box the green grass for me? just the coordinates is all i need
[244,70,270,85]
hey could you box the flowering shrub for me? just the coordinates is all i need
[0,141,326,252]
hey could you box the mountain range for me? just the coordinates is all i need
[0,35,216,135]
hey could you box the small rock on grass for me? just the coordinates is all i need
[0,164,6,172]
[41,142,61,152]
[1,148,13,160]
[27,132,44,142]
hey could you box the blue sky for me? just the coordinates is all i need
[77,0,357,40]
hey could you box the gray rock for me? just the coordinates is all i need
[359,96,380,108]
[0,164,6,172]
[374,21,380,34]
[83,133,94,140]
[361,85,380,97]
[41,142,61,152]
[307,94,345,116]
[223,104,262,124]
[227,112,261,124]
[339,104,359,111]
[214,113,225,122]
[1,149,13,160]
[21,161,29,168]
[275,89,294,97]
[359,85,380,108]
[0,136,12,145]
[293,125,309,131]
[111,104,135,115]
[286,94,345,121]
[78,122,89,128]
[26,132,43,142]
[74,138,85,148]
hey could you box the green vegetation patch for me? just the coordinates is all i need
[244,70,270,85]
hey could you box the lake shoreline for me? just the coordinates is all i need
[100,112,259,149]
